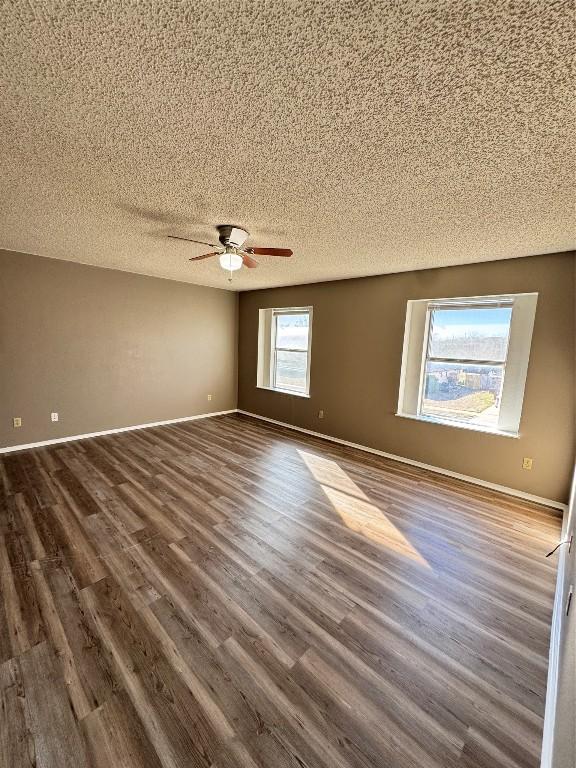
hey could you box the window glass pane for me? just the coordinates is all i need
[428,307,512,361]
[274,350,307,392]
[275,312,309,351]
[421,361,505,428]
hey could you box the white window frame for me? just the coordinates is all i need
[257,306,313,397]
[397,293,538,437]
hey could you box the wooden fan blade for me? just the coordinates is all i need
[168,235,217,247]
[242,254,258,269]
[189,252,219,261]
[246,247,293,257]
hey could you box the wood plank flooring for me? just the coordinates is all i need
[0,413,561,768]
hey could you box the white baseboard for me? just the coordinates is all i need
[237,409,567,512]
[0,409,237,454]
[3,405,566,513]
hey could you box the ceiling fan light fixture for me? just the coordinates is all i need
[219,252,243,271]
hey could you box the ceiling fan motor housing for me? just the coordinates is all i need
[217,225,249,248]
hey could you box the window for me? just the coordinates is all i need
[272,310,311,393]
[421,303,512,429]
[397,294,538,436]
[257,307,313,396]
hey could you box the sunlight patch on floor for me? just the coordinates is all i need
[298,451,370,500]
[298,449,430,568]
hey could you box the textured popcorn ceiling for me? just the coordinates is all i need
[1,1,574,291]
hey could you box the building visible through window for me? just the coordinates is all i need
[421,305,512,428]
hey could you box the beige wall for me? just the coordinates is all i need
[0,250,238,448]
[238,252,575,504]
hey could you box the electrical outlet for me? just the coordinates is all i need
[13,417,22,428]
[207,394,212,401]
[318,410,324,419]
[51,412,59,422]
[522,457,533,470]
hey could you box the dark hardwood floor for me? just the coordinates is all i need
[0,413,561,768]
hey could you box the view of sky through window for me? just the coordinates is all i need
[275,312,309,349]
[428,307,512,361]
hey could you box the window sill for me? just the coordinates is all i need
[395,412,519,439]
[256,385,310,399]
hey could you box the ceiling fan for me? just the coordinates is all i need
[168,225,293,277]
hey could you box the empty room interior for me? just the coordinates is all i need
[1,3,575,768]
